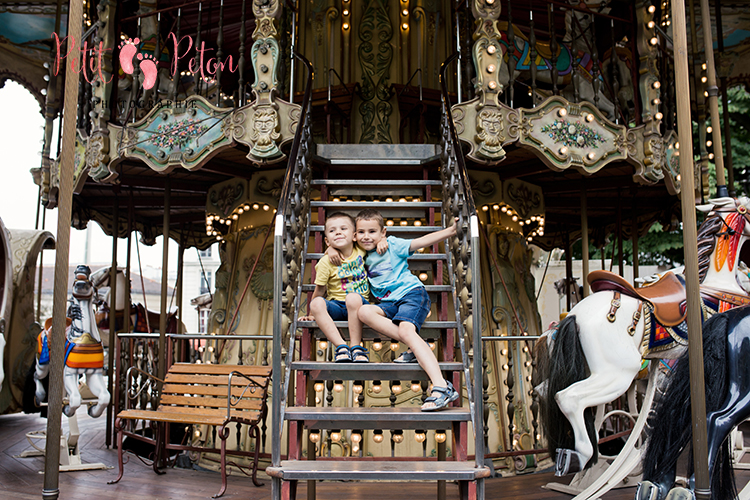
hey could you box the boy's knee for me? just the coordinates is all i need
[310,297,327,313]
[345,293,362,309]
[358,305,375,321]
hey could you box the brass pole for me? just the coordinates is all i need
[581,183,589,297]
[159,176,170,380]
[106,194,118,447]
[699,0,728,197]
[42,0,83,496]
[673,0,710,498]
[714,0,734,196]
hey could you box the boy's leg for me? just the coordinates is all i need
[345,293,365,346]
[358,304,403,340]
[309,297,347,347]
[395,321,447,391]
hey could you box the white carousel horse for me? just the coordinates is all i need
[540,197,750,488]
[34,265,111,418]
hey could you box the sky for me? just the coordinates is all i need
[0,81,177,279]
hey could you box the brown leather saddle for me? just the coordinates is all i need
[588,270,686,327]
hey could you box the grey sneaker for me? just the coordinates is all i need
[393,350,418,363]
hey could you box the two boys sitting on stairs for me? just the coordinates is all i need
[300,209,457,411]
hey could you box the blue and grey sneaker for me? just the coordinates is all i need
[393,350,418,363]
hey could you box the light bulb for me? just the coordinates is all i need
[392,432,404,444]
[428,341,436,350]
[372,381,382,393]
[415,431,426,443]
[372,340,382,351]
[314,382,325,393]
[373,431,384,443]
[334,381,344,392]
[418,273,428,281]
[331,430,341,442]
[411,381,422,393]
[352,443,359,453]
[435,431,447,443]
[390,342,399,351]
[353,383,363,394]
[309,431,320,443]
[252,203,259,210]
[351,432,362,443]
[391,382,402,394]
[263,204,270,211]
[707,126,713,134]
[319,340,328,350]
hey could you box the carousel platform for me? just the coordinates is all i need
[3,410,750,499]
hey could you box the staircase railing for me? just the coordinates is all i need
[439,52,484,469]
[271,52,314,483]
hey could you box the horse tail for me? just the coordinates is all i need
[542,314,597,467]
[643,312,734,499]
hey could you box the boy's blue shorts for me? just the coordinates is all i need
[376,286,431,333]
[326,295,369,321]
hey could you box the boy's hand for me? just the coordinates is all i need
[326,246,343,266]
[376,237,389,255]
[298,315,314,322]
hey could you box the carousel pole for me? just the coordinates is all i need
[580,182,589,297]
[106,193,119,448]
[672,1,710,498]
[699,0,728,197]
[714,0,734,196]
[158,176,171,380]
[42,0,83,495]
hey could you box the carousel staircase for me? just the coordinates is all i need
[267,144,488,500]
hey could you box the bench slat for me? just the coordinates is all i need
[165,373,269,387]
[160,394,264,410]
[155,405,262,422]
[162,383,266,399]
[118,408,262,426]
[168,363,272,377]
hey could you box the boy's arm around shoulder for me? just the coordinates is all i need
[409,218,458,252]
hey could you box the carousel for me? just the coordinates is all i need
[2,0,750,499]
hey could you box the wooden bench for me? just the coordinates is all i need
[109,363,272,498]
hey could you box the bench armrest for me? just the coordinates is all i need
[125,366,165,411]
[227,370,270,421]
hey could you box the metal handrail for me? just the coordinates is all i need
[327,68,354,102]
[272,51,314,477]
[398,68,424,102]
[439,52,477,217]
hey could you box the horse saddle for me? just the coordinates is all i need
[588,270,686,327]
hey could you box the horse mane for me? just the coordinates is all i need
[696,214,726,283]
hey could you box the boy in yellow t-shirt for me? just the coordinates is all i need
[302,212,385,362]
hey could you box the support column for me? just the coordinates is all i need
[631,194,639,281]
[43,0,83,495]
[672,1,710,498]
[580,184,589,297]
[700,0,728,197]
[617,189,623,276]
[565,228,572,312]
[106,194,119,447]
[158,177,170,381]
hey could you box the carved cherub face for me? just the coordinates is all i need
[250,108,280,146]
[477,109,503,147]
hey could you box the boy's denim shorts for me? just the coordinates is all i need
[326,295,368,321]
[376,287,431,332]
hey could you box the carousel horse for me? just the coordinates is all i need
[34,265,111,418]
[540,196,750,482]
[635,306,750,500]
[90,266,181,336]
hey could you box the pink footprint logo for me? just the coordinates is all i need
[118,37,158,90]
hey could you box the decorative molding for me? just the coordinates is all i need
[452,99,518,163]
[627,126,680,195]
[358,0,393,144]
[517,95,627,173]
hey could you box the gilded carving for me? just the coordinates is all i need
[476,107,505,160]
[452,100,518,164]
[252,0,280,21]
[248,106,282,158]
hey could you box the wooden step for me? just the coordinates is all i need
[284,406,470,429]
[267,460,491,481]
[312,179,442,186]
[290,361,464,380]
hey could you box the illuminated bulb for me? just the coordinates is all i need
[525,361,532,367]
[351,432,362,443]
[702,63,707,70]
[372,381,382,393]
[219,218,225,224]
[704,91,709,97]
[487,64,496,73]
[587,152,596,160]
[559,146,568,155]
[232,214,238,220]
[400,220,408,226]
[390,342,400,351]
[411,381,422,393]
[314,382,325,392]
[386,197,393,202]
[701,76,707,83]
[525,219,531,225]
[502,364,509,370]
[244,204,250,210]
[353,382,363,394]
[706,140,712,148]
[493,204,500,211]
[482,205,489,211]
[435,431,447,443]
[522,346,529,353]
[585,114,594,122]
[372,340,383,351]
[195,429,202,438]
[414,220,422,226]
[402,8,408,15]
[331,430,341,442]
[488,81,497,90]
[263,204,270,211]
[650,37,658,45]
[709,153,715,160]
[648,21,655,29]
[512,215,518,222]
[557,108,567,117]
[655,112,663,120]
[392,432,404,444]
[373,431,384,443]
[391,383,402,394]
[648,5,656,13]
[319,340,328,350]
[399,198,407,203]
[343,9,349,15]
[342,22,349,30]
[519,221,524,226]
[487,45,497,54]
[208,346,215,352]
[677,174,681,181]
[415,431,426,443]
[402,23,409,30]
[309,431,320,443]
[528,237,533,241]
[653,81,661,89]
[386,220,394,226]
[252,203,259,210]
[501,206,508,212]
[419,272,428,281]
[428,341,436,350]
[707,126,713,133]
[652,98,661,105]
[334,380,344,392]
[238,208,244,214]
[675,142,680,149]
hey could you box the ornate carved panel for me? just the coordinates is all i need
[118,95,233,173]
[451,99,518,163]
[517,95,627,174]
[627,126,680,195]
